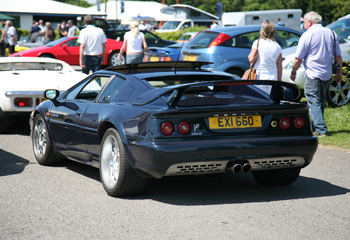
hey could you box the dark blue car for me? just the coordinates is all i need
[30,61,318,197]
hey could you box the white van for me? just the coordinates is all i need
[222,9,302,32]
[156,20,214,33]
[156,4,220,33]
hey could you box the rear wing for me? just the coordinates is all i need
[132,80,300,107]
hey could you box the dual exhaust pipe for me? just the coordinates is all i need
[232,163,251,173]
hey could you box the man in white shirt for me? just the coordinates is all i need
[78,15,107,74]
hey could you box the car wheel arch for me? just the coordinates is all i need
[39,53,56,58]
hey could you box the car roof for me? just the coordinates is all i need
[201,25,302,35]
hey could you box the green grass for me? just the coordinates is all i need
[321,104,350,149]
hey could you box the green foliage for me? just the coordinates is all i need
[153,26,207,41]
[129,0,348,24]
[54,0,92,8]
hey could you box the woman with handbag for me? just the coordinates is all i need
[247,22,282,92]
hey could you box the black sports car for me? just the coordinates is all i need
[30,61,318,197]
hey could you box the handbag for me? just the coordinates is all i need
[331,30,340,74]
[242,39,259,80]
[242,63,257,80]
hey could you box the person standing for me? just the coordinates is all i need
[290,11,343,137]
[67,20,79,37]
[0,21,6,57]
[43,22,55,42]
[5,20,17,55]
[78,15,106,74]
[38,20,46,32]
[117,21,147,64]
[248,22,282,92]
[57,20,69,38]
[276,17,285,27]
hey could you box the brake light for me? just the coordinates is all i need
[14,98,32,107]
[143,55,150,62]
[178,121,191,135]
[279,117,291,130]
[160,56,172,61]
[161,121,174,136]
[208,33,231,48]
[294,116,306,129]
[217,81,253,86]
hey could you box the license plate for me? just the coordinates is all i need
[150,56,159,62]
[184,55,197,61]
[209,115,262,129]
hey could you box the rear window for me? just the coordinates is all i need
[185,31,219,49]
[169,83,271,107]
[145,74,233,89]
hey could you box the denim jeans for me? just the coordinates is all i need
[82,55,101,74]
[127,54,144,64]
[304,76,331,135]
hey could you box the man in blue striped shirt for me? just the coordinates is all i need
[290,11,343,137]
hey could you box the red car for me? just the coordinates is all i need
[10,37,126,66]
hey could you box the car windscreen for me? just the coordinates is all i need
[45,37,69,47]
[184,31,220,49]
[160,21,182,30]
[0,62,63,71]
[328,19,350,43]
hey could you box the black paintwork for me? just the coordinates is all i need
[30,61,318,178]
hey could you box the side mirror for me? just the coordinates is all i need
[44,89,60,100]
[62,44,68,49]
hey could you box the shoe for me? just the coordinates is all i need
[313,131,326,137]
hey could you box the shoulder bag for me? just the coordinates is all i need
[242,39,259,80]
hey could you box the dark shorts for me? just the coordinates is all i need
[82,55,102,74]
[0,42,5,56]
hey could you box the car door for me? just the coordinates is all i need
[48,75,112,162]
[56,38,80,65]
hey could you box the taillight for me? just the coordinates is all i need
[160,56,172,61]
[14,98,32,107]
[208,33,231,48]
[161,121,174,136]
[178,121,191,135]
[279,117,291,130]
[143,55,150,62]
[294,116,306,129]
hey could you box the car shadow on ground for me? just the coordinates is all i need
[0,149,31,177]
[61,160,349,205]
[3,115,30,136]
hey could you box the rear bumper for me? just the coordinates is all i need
[127,135,318,178]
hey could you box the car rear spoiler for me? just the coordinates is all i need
[132,80,301,107]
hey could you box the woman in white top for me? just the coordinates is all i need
[118,21,147,64]
[248,22,282,91]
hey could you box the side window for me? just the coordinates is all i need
[98,76,126,103]
[143,32,158,41]
[222,32,259,48]
[64,39,80,47]
[67,76,112,101]
[275,31,300,49]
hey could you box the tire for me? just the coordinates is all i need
[226,68,244,78]
[108,51,125,67]
[252,168,301,186]
[326,77,350,108]
[0,107,9,133]
[99,128,147,197]
[39,54,55,58]
[32,114,64,165]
